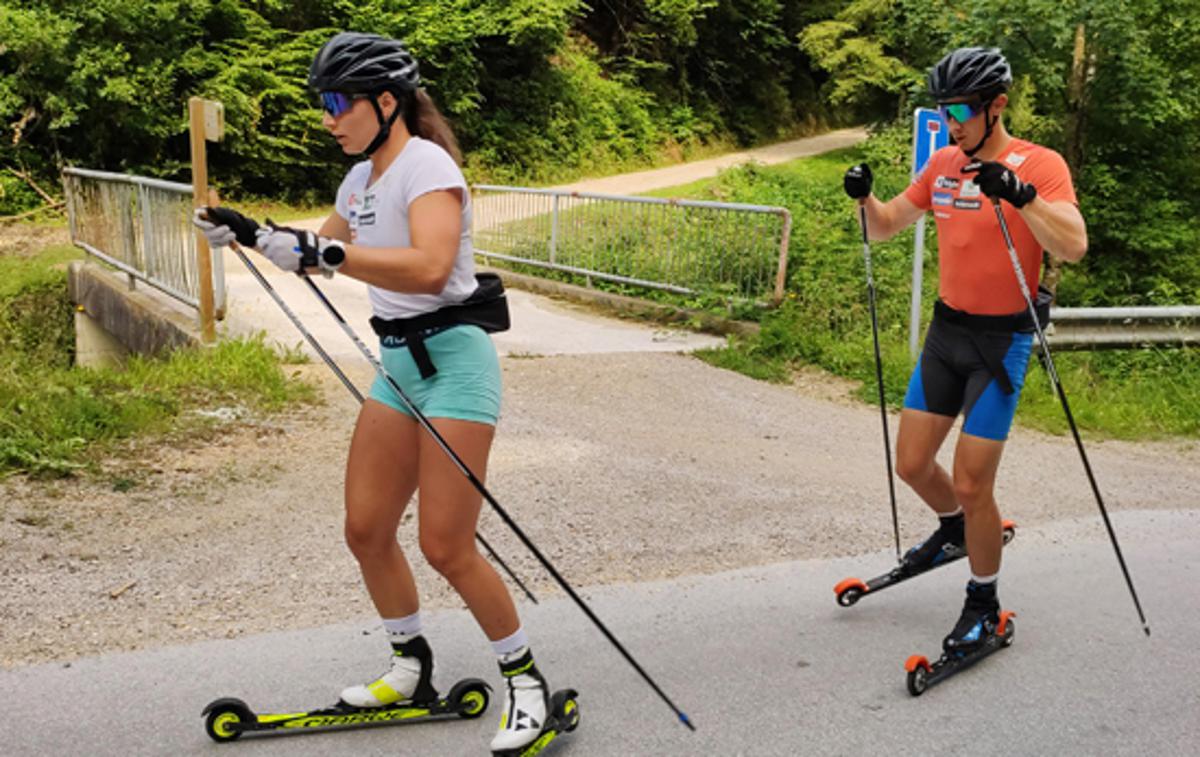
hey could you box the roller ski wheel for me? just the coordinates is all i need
[203,698,254,743]
[492,689,580,757]
[200,678,491,742]
[833,519,1016,607]
[452,678,492,719]
[903,610,1016,696]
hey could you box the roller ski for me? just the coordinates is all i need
[491,647,580,757]
[904,581,1016,696]
[203,634,490,742]
[834,515,1015,607]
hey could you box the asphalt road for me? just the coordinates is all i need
[4,509,1196,756]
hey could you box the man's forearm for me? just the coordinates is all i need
[1020,198,1088,262]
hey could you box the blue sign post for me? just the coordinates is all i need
[909,108,950,358]
[912,107,949,175]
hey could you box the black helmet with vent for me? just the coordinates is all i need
[309,32,420,95]
[928,47,1012,102]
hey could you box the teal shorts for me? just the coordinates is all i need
[369,325,501,426]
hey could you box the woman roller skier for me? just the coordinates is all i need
[194,32,561,755]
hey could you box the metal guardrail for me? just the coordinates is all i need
[471,184,792,305]
[62,167,225,316]
[1047,306,1200,349]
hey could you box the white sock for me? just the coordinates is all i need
[940,507,963,519]
[383,611,422,643]
[491,626,529,659]
[971,572,998,585]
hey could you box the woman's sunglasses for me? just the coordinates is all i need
[938,99,986,124]
[320,92,366,117]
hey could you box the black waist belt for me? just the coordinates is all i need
[932,287,1052,334]
[933,287,1053,396]
[370,273,510,379]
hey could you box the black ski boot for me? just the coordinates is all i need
[943,580,1001,655]
[901,512,965,574]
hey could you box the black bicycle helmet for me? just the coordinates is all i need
[927,47,1012,102]
[310,32,420,156]
[308,32,420,95]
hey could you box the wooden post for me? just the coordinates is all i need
[772,209,792,306]
[188,97,216,342]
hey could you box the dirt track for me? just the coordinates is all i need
[4,351,1198,668]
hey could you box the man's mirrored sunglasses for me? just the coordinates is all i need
[938,100,985,125]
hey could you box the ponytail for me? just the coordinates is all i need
[400,88,462,166]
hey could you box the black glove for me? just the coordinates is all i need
[962,161,1037,208]
[193,206,262,248]
[843,163,873,200]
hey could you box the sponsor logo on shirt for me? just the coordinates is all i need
[348,193,358,208]
[933,191,953,206]
[954,199,982,210]
[935,176,960,190]
[358,212,376,226]
[1005,152,1028,167]
[959,180,981,199]
[363,194,375,211]
[934,211,951,220]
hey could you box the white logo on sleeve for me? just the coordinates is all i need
[1005,152,1028,167]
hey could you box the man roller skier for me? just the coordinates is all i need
[842,47,1088,653]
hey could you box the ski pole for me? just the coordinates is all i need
[990,199,1151,636]
[290,259,695,730]
[227,242,538,606]
[858,203,903,561]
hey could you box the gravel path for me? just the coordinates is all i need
[4,352,1198,668]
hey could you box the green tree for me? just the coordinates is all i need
[799,0,1200,306]
[1,1,847,209]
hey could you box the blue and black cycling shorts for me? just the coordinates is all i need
[903,301,1037,441]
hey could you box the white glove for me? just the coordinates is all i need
[255,223,344,277]
[192,208,237,248]
[254,226,306,272]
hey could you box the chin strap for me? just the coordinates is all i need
[963,97,998,157]
[362,93,404,156]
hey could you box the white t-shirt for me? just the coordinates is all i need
[334,137,476,319]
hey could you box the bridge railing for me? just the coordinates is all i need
[472,184,792,306]
[62,167,225,316]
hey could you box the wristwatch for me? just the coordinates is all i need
[320,243,346,271]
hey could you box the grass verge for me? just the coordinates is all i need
[1,243,316,478]
[650,129,1200,440]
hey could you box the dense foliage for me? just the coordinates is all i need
[799,0,1200,305]
[2,0,1196,306]
[0,0,835,207]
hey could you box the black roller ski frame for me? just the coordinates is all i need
[904,610,1015,695]
[493,689,581,757]
[202,678,491,743]
[834,520,1016,607]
